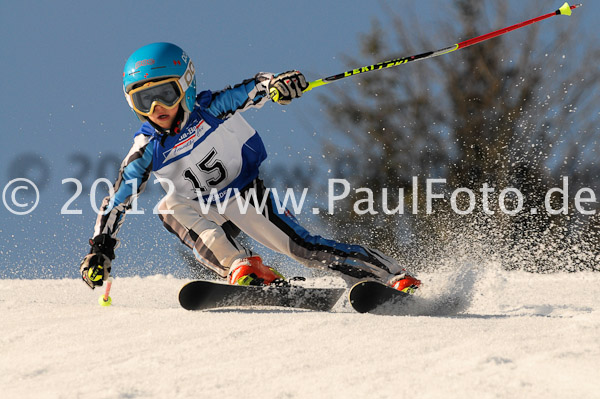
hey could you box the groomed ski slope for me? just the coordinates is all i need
[1,268,598,399]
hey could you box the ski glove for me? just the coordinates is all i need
[80,234,116,289]
[268,71,308,105]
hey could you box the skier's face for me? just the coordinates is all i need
[148,103,180,130]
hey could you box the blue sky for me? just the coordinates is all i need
[0,1,597,278]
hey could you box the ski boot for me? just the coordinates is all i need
[388,272,421,294]
[228,256,285,286]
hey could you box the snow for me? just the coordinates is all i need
[1,269,599,399]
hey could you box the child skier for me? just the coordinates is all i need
[79,42,420,292]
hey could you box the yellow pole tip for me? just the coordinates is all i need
[558,2,572,16]
[98,295,112,306]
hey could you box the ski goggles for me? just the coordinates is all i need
[127,78,184,116]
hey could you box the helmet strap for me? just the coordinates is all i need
[170,105,185,134]
[152,106,187,146]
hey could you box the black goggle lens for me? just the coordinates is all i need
[132,81,182,113]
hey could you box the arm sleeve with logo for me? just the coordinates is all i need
[199,72,274,120]
[93,133,154,240]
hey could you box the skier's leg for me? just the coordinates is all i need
[156,195,250,278]
[157,195,284,285]
[225,179,415,286]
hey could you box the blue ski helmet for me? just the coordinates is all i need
[123,42,196,120]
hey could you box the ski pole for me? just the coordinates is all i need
[271,2,581,100]
[98,276,113,307]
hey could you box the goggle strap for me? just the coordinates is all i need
[178,60,195,93]
[124,89,134,110]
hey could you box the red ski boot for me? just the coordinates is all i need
[228,256,284,286]
[388,272,421,294]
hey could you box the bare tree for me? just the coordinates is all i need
[310,0,599,271]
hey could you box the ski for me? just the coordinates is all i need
[179,280,345,312]
[349,280,413,314]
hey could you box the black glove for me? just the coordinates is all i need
[80,234,117,289]
[268,70,308,105]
